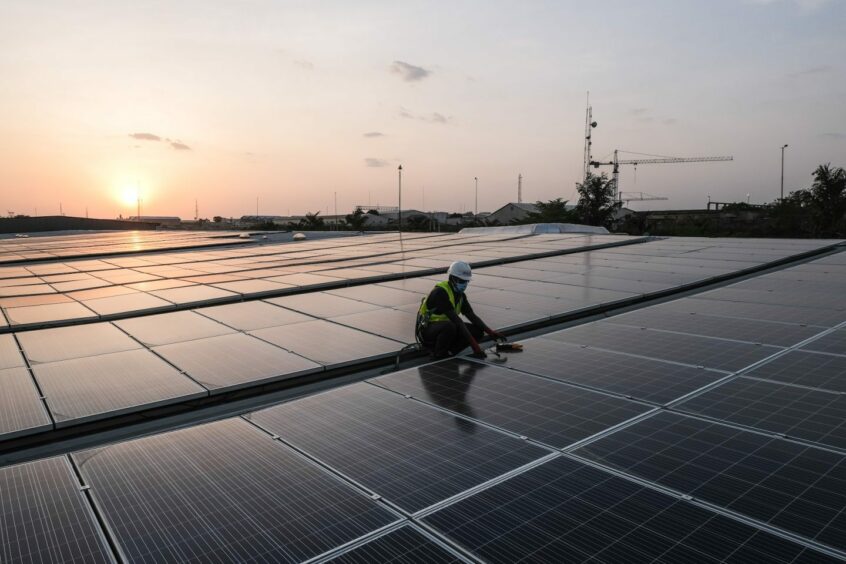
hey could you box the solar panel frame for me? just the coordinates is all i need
[422,455,837,563]
[575,411,846,552]
[72,418,399,564]
[676,376,846,450]
[743,351,846,393]
[545,322,783,372]
[247,383,551,513]
[371,359,653,449]
[0,456,114,564]
[324,525,465,563]
[800,329,845,356]
[0,366,52,439]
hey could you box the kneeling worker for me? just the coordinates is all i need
[416,261,505,358]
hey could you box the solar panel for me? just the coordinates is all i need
[677,377,846,450]
[499,337,728,404]
[699,287,845,310]
[371,359,651,448]
[331,308,419,344]
[18,323,142,363]
[210,279,294,295]
[115,310,235,346]
[4,302,98,326]
[0,367,51,439]
[0,456,112,564]
[325,525,463,563]
[546,322,782,372]
[801,329,845,356]
[268,292,383,318]
[149,284,237,305]
[327,285,424,308]
[743,351,846,393]
[250,320,401,367]
[33,349,207,426]
[0,334,24,369]
[73,418,397,563]
[656,297,846,327]
[607,309,824,347]
[247,383,549,513]
[198,300,313,331]
[423,455,836,563]
[575,411,846,551]
[154,332,321,391]
[81,292,174,317]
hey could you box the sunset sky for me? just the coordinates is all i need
[1,0,844,219]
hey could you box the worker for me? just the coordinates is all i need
[416,261,506,359]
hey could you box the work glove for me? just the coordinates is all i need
[485,328,506,341]
[469,337,485,358]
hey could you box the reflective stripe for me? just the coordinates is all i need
[418,281,463,324]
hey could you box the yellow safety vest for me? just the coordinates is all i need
[418,281,464,325]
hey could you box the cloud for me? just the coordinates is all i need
[390,60,431,82]
[787,65,833,78]
[820,132,846,139]
[293,59,314,70]
[364,158,391,167]
[129,132,161,141]
[171,141,191,150]
[363,131,384,138]
[397,107,453,124]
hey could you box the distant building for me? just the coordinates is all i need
[128,216,181,226]
[485,203,539,225]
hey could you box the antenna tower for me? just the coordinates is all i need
[517,174,523,203]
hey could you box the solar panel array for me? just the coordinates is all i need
[0,231,844,562]
[1,235,840,440]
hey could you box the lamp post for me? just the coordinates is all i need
[474,176,478,217]
[780,144,788,200]
[398,165,403,232]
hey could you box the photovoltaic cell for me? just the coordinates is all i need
[154,333,321,391]
[575,411,846,551]
[248,383,549,513]
[73,418,397,563]
[677,377,846,450]
[0,333,24,369]
[198,300,313,330]
[500,337,729,404]
[331,308,419,344]
[250,320,401,367]
[326,526,462,563]
[607,309,823,347]
[267,292,383,318]
[423,456,836,563]
[371,359,651,448]
[0,366,51,438]
[656,297,845,327]
[4,302,98,326]
[18,323,142,363]
[801,329,845,356]
[115,310,235,346]
[546,322,781,372]
[743,351,846,393]
[33,349,207,425]
[0,456,112,564]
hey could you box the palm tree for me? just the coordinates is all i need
[298,211,325,230]
[809,163,846,236]
[575,173,621,227]
[344,209,369,231]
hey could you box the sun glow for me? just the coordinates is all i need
[119,184,140,207]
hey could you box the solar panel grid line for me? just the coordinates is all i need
[74,418,402,563]
[305,521,412,564]
[420,454,842,563]
[573,411,846,554]
[664,319,846,409]
[9,331,55,426]
[239,415,412,521]
[672,378,846,454]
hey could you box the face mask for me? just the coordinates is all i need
[454,280,469,293]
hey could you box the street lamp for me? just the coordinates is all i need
[780,144,788,200]
[398,165,403,232]
[474,177,478,216]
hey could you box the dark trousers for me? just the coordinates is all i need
[420,321,483,357]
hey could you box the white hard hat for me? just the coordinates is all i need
[447,260,472,281]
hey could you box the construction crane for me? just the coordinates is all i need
[617,191,669,205]
[590,149,733,199]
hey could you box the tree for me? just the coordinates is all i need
[807,163,846,237]
[519,198,576,224]
[213,216,223,223]
[298,211,325,229]
[344,208,369,230]
[575,173,621,227]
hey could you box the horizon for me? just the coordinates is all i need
[2,0,844,219]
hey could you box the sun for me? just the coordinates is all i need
[119,185,139,207]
